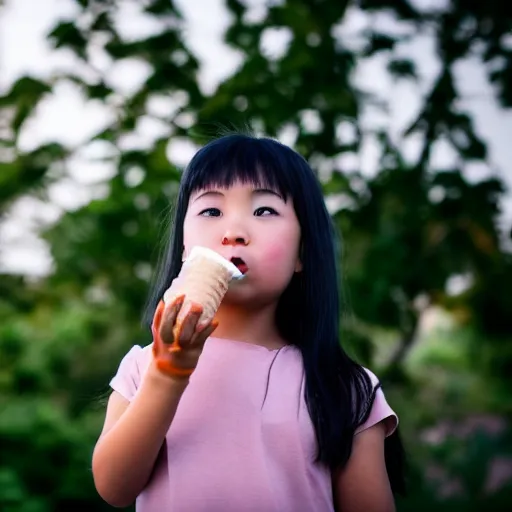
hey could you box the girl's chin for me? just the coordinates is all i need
[223,285,254,304]
[223,283,285,308]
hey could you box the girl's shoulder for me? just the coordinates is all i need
[109,344,153,401]
[361,366,380,387]
[356,367,399,437]
[117,343,153,371]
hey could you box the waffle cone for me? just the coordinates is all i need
[171,247,244,325]
[179,255,232,323]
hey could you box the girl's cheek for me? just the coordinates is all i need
[262,242,287,262]
[259,239,299,272]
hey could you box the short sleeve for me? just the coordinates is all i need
[109,345,145,402]
[355,369,399,437]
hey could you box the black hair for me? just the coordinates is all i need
[144,133,406,494]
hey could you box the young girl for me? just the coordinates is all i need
[92,134,405,511]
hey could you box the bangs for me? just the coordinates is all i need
[181,135,293,201]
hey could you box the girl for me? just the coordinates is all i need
[92,134,405,511]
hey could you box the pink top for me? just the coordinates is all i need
[110,337,398,512]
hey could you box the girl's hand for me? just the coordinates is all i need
[151,280,218,380]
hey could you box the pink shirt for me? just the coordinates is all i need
[110,337,398,512]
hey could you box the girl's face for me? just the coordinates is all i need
[183,182,302,306]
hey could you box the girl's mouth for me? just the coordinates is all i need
[230,257,249,275]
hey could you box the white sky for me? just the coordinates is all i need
[1,0,511,276]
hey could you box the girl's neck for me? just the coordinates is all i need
[212,302,287,350]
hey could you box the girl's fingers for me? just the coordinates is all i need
[185,319,218,352]
[152,289,218,380]
[195,315,214,334]
[159,294,185,344]
[169,346,202,369]
[175,302,203,345]
[195,319,219,345]
[151,300,166,338]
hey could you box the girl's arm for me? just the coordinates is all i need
[92,362,188,508]
[332,421,395,512]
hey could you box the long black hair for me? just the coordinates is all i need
[144,133,406,494]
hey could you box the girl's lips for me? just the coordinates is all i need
[230,257,249,275]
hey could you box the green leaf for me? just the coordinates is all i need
[90,11,111,32]
[489,53,512,107]
[358,0,420,20]
[226,0,245,18]
[363,32,397,55]
[145,0,182,17]
[48,22,87,59]
[0,77,51,107]
[86,82,113,100]
[388,59,417,80]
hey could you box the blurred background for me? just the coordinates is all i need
[1,0,512,510]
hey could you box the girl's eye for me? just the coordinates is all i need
[254,207,278,217]
[199,208,221,217]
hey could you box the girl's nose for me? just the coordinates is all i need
[221,232,250,246]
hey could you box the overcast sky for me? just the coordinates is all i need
[1,0,511,276]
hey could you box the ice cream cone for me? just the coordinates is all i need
[164,246,243,327]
